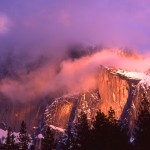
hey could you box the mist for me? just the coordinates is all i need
[0,48,149,101]
[0,0,150,101]
[1,0,150,52]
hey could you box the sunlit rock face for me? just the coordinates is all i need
[130,81,150,130]
[44,90,100,129]
[0,63,149,135]
[98,66,150,133]
[44,66,150,132]
[98,66,140,119]
[45,97,75,129]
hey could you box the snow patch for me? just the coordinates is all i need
[49,125,65,133]
[0,129,19,143]
[108,67,150,88]
[37,133,44,139]
[116,70,147,80]
[0,129,7,139]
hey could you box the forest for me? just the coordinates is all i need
[0,94,150,150]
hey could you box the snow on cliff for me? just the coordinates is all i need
[106,67,150,88]
[117,70,150,88]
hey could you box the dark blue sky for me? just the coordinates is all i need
[0,0,150,53]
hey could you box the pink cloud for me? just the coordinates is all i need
[0,15,10,33]
[0,48,149,102]
[59,10,71,27]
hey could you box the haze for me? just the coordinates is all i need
[0,0,150,101]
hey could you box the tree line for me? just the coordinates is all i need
[0,121,31,150]
[58,93,150,150]
[0,121,55,150]
[59,107,131,150]
[0,93,150,150]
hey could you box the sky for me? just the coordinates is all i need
[0,0,150,53]
[0,0,150,101]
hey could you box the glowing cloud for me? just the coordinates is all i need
[0,15,10,33]
[0,49,149,102]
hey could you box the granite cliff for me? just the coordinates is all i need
[44,66,150,132]
[0,65,149,135]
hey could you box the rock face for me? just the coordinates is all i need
[98,67,150,133]
[0,65,149,135]
[0,95,48,133]
[44,90,100,129]
[44,66,150,131]
[98,67,140,119]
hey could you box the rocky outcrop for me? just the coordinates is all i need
[98,66,140,119]
[0,95,48,133]
[44,90,100,129]
[0,65,149,135]
[98,67,150,133]
[44,66,150,132]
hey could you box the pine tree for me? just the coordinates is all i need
[73,112,90,150]
[59,125,75,150]
[18,121,30,150]
[134,93,150,150]
[106,108,131,150]
[0,141,2,149]
[29,144,35,150]
[4,127,19,150]
[91,109,131,150]
[41,126,54,150]
[108,107,117,124]
[91,110,109,150]
[5,127,12,150]
[0,140,5,150]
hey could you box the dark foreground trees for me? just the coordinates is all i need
[59,95,150,150]
[59,112,91,150]
[91,108,131,150]
[134,93,150,150]
[74,112,91,150]
[1,96,150,150]
[2,127,18,150]
[18,121,30,150]
[41,126,55,150]
[2,121,30,150]
[59,108,131,150]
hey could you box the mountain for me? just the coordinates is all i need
[43,66,150,134]
[0,97,48,133]
[0,48,149,138]
[44,89,100,130]
[0,63,149,138]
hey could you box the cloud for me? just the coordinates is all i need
[0,0,150,52]
[59,10,71,27]
[0,49,149,102]
[0,1,150,101]
[0,15,10,33]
